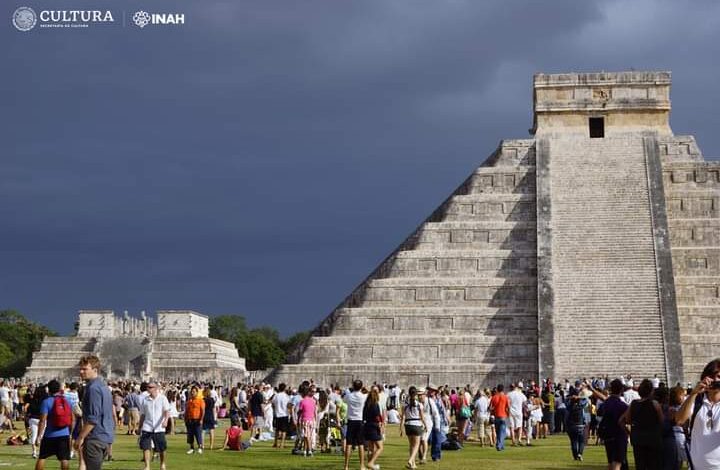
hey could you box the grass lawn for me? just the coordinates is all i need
[0,422,628,469]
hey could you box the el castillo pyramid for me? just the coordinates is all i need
[270,71,720,388]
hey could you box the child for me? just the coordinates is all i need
[224,416,249,451]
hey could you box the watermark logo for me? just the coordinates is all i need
[132,10,150,28]
[12,6,37,31]
[132,10,184,28]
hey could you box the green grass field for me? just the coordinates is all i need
[0,422,628,469]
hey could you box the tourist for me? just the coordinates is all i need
[35,379,72,470]
[489,384,509,451]
[202,387,217,449]
[0,380,11,424]
[25,384,46,459]
[184,385,205,454]
[363,387,384,470]
[676,358,720,470]
[138,380,170,470]
[619,378,663,469]
[223,415,246,451]
[76,355,115,470]
[592,378,629,470]
[565,386,589,461]
[475,388,493,447]
[317,389,330,453]
[667,385,688,470]
[426,384,446,462]
[165,389,178,434]
[555,389,567,433]
[541,386,555,435]
[124,386,141,435]
[400,385,426,469]
[271,383,290,449]
[527,393,544,445]
[418,388,433,464]
[507,383,527,446]
[387,407,400,424]
[297,384,317,457]
[343,379,366,470]
[249,385,265,440]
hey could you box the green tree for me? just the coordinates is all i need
[209,315,247,342]
[238,331,285,370]
[0,309,56,377]
[208,314,310,371]
[0,342,14,370]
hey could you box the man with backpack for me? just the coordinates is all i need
[35,379,73,470]
[676,358,720,469]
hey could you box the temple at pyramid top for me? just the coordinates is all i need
[270,71,720,389]
[532,71,672,136]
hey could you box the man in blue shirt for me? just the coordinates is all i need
[35,379,72,470]
[76,355,115,470]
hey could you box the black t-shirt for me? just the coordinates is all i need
[250,391,264,417]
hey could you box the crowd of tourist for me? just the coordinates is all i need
[1,357,720,470]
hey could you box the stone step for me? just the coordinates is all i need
[464,167,536,195]
[415,221,536,250]
[386,250,537,277]
[330,307,537,336]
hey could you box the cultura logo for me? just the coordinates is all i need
[12,6,37,31]
[133,10,150,28]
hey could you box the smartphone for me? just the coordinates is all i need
[710,380,720,390]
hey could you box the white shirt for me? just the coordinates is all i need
[651,377,660,389]
[0,386,9,402]
[474,395,490,420]
[387,408,400,424]
[623,389,641,404]
[344,391,366,421]
[141,393,171,433]
[690,398,720,469]
[508,389,527,416]
[272,392,289,418]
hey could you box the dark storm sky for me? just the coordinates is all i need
[3,0,720,336]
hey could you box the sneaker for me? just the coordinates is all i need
[186,449,194,455]
[197,448,203,454]
[70,451,75,459]
[307,451,313,457]
[32,452,38,459]
[578,455,583,462]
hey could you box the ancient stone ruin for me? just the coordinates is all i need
[271,71,720,388]
[25,310,247,383]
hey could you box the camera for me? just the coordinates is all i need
[709,380,720,390]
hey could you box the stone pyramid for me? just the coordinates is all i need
[270,71,720,388]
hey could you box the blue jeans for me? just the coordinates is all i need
[429,428,443,461]
[495,418,507,450]
[568,425,585,459]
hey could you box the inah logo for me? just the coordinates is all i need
[133,10,150,28]
[12,6,37,31]
[132,10,185,28]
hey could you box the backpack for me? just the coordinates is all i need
[568,399,585,427]
[50,395,72,429]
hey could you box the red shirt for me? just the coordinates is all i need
[489,393,509,419]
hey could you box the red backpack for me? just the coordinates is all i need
[50,396,72,429]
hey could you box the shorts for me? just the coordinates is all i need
[82,438,109,470]
[39,436,71,461]
[252,416,265,429]
[509,411,523,429]
[139,431,167,452]
[404,423,424,437]
[364,423,382,442]
[604,437,628,464]
[274,416,289,433]
[346,420,364,446]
